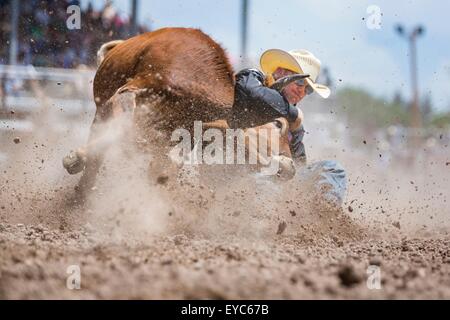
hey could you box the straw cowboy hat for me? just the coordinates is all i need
[260,49,330,99]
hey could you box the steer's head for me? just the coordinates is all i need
[242,117,295,179]
[202,109,303,180]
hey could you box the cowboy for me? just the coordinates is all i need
[231,49,346,208]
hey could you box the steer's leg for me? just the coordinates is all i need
[74,113,107,197]
[71,89,138,199]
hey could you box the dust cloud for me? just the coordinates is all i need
[1,97,449,299]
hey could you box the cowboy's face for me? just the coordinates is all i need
[282,80,308,105]
[272,67,310,105]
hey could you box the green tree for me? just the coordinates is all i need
[336,87,409,128]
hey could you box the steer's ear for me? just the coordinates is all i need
[288,107,304,132]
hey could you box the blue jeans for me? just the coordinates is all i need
[296,160,347,208]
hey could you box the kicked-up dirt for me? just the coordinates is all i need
[1,109,449,299]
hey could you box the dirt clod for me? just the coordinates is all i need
[276,221,287,235]
[392,221,401,229]
[156,175,169,185]
[337,264,362,287]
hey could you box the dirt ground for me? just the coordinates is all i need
[1,110,450,299]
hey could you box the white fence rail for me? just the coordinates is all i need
[0,64,96,133]
[0,65,96,164]
[0,64,94,82]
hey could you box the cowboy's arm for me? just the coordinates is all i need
[290,125,307,164]
[235,68,299,122]
[235,68,306,158]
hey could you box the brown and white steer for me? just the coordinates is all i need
[63,27,302,195]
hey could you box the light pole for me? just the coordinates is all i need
[395,24,425,132]
[130,0,139,36]
[9,0,20,65]
[240,0,249,68]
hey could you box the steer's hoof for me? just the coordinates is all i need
[63,150,86,175]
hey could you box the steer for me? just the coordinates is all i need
[63,27,300,196]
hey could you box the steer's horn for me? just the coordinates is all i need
[97,40,124,66]
[288,107,304,132]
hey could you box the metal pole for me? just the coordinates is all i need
[409,33,422,129]
[130,0,138,36]
[9,0,20,65]
[240,0,249,67]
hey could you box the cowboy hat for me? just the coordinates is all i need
[260,49,330,99]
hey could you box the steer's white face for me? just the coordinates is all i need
[195,118,296,179]
[243,118,295,179]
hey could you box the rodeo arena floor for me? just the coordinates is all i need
[0,65,450,299]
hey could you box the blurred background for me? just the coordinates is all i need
[0,0,449,228]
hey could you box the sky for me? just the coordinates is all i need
[82,0,450,112]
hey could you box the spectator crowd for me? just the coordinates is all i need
[0,0,150,68]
